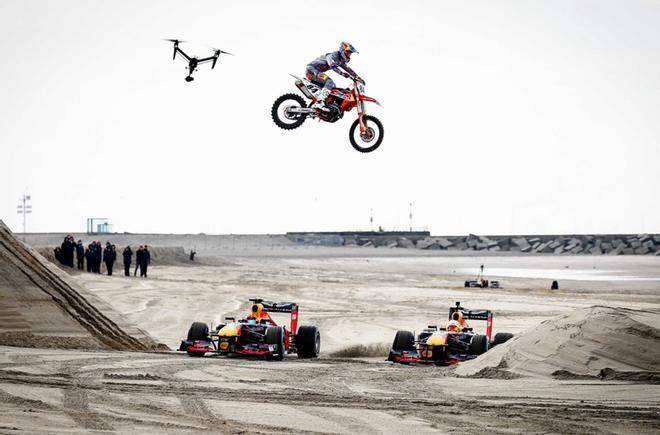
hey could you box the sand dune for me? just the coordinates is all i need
[456,305,660,379]
[0,220,162,351]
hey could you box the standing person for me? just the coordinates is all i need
[134,246,144,276]
[61,236,74,267]
[85,244,93,272]
[94,241,103,273]
[90,242,98,273]
[142,245,151,278]
[54,247,62,264]
[67,236,76,267]
[76,240,85,270]
[122,246,133,277]
[103,243,115,276]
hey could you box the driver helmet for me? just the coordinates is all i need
[251,303,264,319]
[451,311,465,326]
[446,320,463,332]
[339,41,358,62]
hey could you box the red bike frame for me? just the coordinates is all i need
[338,80,381,134]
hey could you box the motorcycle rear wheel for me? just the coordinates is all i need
[272,93,307,130]
[349,115,384,153]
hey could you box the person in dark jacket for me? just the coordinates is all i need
[122,246,133,277]
[61,236,75,267]
[134,246,144,276]
[76,240,85,270]
[142,245,151,278]
[90,242,99,273]
[103,243,116,276]
[94,241,103,273]
[85,245,93,272]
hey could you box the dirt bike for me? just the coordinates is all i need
[271,75,384,153]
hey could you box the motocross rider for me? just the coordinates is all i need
[306,42,363,111]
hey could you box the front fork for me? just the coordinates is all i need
[356,90,367,133]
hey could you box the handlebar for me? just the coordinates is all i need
[351,76,365,85]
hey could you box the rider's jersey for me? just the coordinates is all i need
[307,51,356,78]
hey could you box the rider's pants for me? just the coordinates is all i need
[305,67,335,90]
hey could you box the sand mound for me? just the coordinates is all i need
[0,221,163,351]
[455,305,660,378]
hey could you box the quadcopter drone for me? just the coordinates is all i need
[165,39,232,82]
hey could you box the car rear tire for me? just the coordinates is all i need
[266,326,285,361]
[296,325,321,359]
[469,334,489,355]
[491,332,514,347]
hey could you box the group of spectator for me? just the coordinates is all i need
[54,235,151,278]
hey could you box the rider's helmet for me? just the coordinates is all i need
[339,41,358,62]
[446,320,463,332]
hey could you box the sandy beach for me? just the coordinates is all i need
[2,243,659,433]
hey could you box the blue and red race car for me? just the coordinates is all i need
[388,301,513,365]
[179,298,320,360]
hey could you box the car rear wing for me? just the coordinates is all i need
[249,298,299,333]
[449,302,493,339]
[250,298,299,313]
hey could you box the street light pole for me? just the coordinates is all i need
[17,194,32,233]
[370,208,373,232]
[409,202,413,232]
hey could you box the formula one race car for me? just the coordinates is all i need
[464,265,501,288]
[178,298,320,360]
[464,279,501,289]
[388,301,513,365]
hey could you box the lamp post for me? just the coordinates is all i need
[409,202,413,232]
[17,194,32,233]
[370,208,373,232]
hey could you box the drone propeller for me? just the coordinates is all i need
[208,46,234,56]
[164,39,186,60]
[209,47,233,69]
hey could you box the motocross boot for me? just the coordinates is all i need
[312,88,331,112]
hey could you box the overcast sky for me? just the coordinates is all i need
[1,0,659,235]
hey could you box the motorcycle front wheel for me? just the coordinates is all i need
[272,93,308,130]
[349,115,384,153]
